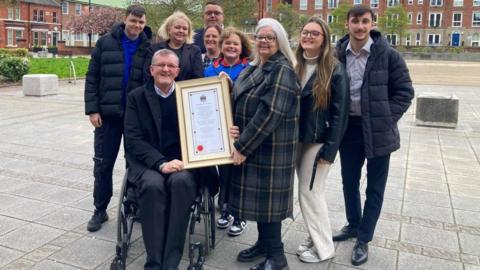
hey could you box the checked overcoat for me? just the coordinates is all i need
[228,51,301,223]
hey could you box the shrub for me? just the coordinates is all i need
[0,48,28,57]
[0,57,30,81]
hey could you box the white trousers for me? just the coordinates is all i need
[296,143,335,260]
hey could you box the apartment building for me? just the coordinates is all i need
[262,0,480,46]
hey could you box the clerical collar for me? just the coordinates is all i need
[154,83,176,98]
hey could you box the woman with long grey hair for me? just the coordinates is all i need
[228,18,300,270]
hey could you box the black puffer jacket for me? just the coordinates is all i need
[336,30,414,158]
[84,23,152,117]
[299,62,350,189]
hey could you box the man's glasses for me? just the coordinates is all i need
[301,30,323,38]
[204,11,223,16]
[254,35,276,43]
[151,63,178,69]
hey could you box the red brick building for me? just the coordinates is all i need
[0,0,61,49]
[259,0,480,46]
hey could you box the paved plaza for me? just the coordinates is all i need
[0,61,480,269]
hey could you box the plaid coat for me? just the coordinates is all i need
[228,52,301,222]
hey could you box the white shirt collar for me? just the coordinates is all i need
[346,36,374,56]
[154,82,176,98]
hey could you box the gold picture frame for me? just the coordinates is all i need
[175,76,234,169]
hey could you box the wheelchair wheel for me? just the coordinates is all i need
[111,170,136,270]
[202,186,211,256]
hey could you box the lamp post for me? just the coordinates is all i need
[88,0,92,48]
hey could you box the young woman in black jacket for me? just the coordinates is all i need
[294,16,350,263]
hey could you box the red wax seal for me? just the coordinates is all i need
[197,145,204,152]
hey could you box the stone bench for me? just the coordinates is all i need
[415,93,459,128]
[22,74,59,96]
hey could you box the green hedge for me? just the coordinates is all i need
[0,57,30,81]
[0,48,29,57]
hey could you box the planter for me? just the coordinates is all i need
[48,48,58,54]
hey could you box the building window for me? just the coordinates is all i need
[354,0,362,4]
[452,13,462,27]
[418,0,423,4]
[453,0,463,6]
[406,33,411,46]
[429,13,441,27]
[33,32,39,46]
[430,0,442,6]
[75,32,84,41]
[53,12,58,23]
[75,4,82,15]
[266,0,272,13]
[371,0,379,7]
[327,14,335,24]
[62,2,69,14]
[39,10,44,22]
[33,9,37,21]
[427,34,441,45]
[474,0,480,6]
[417,13,422,24]
[7,7,13,19]
[16,30,23,40]
[373,13,378,23]
[472,33,479,46]
[7,30,13,46]
[385,34,398,45]
[315,0,322,9]
[331,35,337,44]
[408,0,413,4]
[387,0,399,7]
[328,0,338,9]
[300,0,308,10]
[15,7,20,20]
[408,13,413,24]
[473,12,480,27]
[416,32,421,45]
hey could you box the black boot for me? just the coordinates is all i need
[250,254,288,270]
[237,241,267,262]
[351,241,368,266]
[332,225,358,241]
[87,210,108,232]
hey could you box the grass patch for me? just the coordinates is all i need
[29,57,90,79]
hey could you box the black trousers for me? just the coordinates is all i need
[217,165,231,211]
[136,169,197,270]
[339,116,390,243]
[93,116,124,212]
[257,222,284,258]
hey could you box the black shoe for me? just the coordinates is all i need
[250,255,289,270]
[87,210,108,232]
[332,225,358,242]
[237,242,267,262]
[351,241,368,266]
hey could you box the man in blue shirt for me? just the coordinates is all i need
[84,5,151,232]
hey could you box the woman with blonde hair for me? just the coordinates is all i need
[145,11,203,81]
[294,16,349,263]
[229,18,300,270]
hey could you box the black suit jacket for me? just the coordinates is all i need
[124,80,219,194]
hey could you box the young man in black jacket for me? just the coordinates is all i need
[84,5,151,232]
[333,5,414,266]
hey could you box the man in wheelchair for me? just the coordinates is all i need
[124,49,215,270]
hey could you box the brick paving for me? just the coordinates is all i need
[0,61,479,269]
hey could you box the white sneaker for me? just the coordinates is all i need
[296,236,314,256]
[216,211,233,229]
[299,248,321,263]
[228,219,247,236]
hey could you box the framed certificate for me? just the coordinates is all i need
[175,76,234,169]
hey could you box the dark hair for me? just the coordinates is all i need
[346,5,374,20]
[125,4,146,17]
[205,0,222,7]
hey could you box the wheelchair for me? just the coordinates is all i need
[110,169,216,270]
